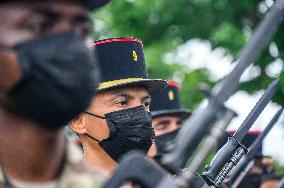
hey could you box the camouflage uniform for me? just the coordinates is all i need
[0,141,104,188]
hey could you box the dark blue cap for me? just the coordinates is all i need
[93,38,167,92]
[150,80,191,120]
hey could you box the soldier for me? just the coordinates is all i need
[0,0,110,187]
[69,37,167,174]
[218,131,276,188]
[147,80,191,160]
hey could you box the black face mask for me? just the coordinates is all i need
[6,31,99,130]
[155,128,179,159]
[238,173,262,188]
[86,105,154,162]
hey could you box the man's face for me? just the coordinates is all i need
[147,115,182,157]
[77,86,151,140]
[0,0,92,91]
[152,115,182,136]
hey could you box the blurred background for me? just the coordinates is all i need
[91,0,284,170]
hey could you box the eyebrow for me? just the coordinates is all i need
[31,8,92,24]
[32,8,58,19]
[142,94,151,101]
[110,91,150,102]
[72,13,92,24]
[110,92,134,101]
[156,120,171,125]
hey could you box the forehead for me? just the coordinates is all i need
[96,86,150,99]
[153,115,181,122]
[0,0,83,6]
[0,0,86,19]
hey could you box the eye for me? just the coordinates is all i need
[117,100,128,106]
[155,124,167,131]
[72,14,93,41]
[76,23,92,40]
[154,120,170,131]
[120,100,128,105]
[25,19,50,35]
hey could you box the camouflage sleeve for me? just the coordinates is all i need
[58,141,106,188]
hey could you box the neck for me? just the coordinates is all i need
[0,107,66,182]
[81,135,116,175]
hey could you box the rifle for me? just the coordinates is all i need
[103,151,178,188]
[104,0,284,186]
[175,79,279,187]
[199,79,279,187]
[224,108,283,188]
[181,104,238,181]
[162,0,284,173]
[103,79,279,188]
[103,151,211,188]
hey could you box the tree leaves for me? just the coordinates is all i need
[93,0,284,108]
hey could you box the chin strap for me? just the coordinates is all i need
[83,111,107,143]
[83,111,106,119]
[85,133,101,143]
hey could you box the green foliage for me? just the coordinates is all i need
[275,159,284,174]
[197,148,216,174]
[211,23,246,56]
[93,0,284,109]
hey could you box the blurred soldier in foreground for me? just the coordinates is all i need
[148,80,191,160]
[219,131,276,188]
[0,0,110,187]
[69,38,167,174]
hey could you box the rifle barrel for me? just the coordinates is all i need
[233,79,280,141]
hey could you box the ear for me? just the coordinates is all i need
[69,114,86,134]
[147,143,157,157]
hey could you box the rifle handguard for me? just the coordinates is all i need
[214,146,246,186]
[224,156,251,186]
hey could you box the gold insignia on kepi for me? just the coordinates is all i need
[168,90,174,101]
[133,50,138,62]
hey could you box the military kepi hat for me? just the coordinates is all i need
[93,37,167,92]
[150,80,191,120]
[217,130,264,158]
